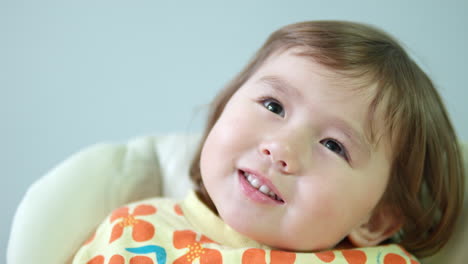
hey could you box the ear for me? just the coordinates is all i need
[347,205,403,247]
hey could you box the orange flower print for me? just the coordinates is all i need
[315,251,335,263]
[87,254,124,264]
[87,255,104,264]
[397,245,420,264]
[87,254,153,264]
[341,249,366,264]
[109,204,157,243]
[383,253,419,264]
[129,256,154,264]
[173,230,222,264]
[242,248,296,264]
[174,204,184,216]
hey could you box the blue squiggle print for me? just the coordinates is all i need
[126,245,167,264]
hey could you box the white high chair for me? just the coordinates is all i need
[6,134,468,264]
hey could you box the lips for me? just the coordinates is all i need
[239,169,285,203]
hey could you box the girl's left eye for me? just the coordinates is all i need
[262,98,285,117]
[320,138,349,161]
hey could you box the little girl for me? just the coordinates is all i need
[72,20,465,264]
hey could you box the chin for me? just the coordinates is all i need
[234,224,338,253]
[269,240,337,253]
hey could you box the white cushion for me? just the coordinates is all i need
[7,134,197,264]
[6,134,467,264]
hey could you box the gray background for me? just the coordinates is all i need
[1,0,467,262]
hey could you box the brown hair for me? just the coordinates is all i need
[189,20,465,257]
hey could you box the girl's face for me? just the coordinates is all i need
[200,48,392,251]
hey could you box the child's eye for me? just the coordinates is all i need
[320,138,349,160]
[262,98,285,117]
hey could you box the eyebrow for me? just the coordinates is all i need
[258,75,303,99]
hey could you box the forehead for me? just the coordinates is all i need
[252,48,377,107]
[256,48,377,97]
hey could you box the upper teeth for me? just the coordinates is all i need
[243,171,279,200]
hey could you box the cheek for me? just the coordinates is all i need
[199,128,221,183]
[201,119,237,163]
[200,115,246,180]
[337,178,388,226]
[297,180,344,218]
[296,176,379,227]
[201,102,259,162]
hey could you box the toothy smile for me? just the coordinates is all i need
[240,170,284,203]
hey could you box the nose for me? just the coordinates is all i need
[258,137,300,174]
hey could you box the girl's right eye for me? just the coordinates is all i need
[262,98,285,117]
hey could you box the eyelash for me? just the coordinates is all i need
[320,138,350,161]
[259,96,285,117]
[258,96,350,162]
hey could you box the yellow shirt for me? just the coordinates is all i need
[72,191,419,264]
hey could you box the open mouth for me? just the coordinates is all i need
[239,169,285,203]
